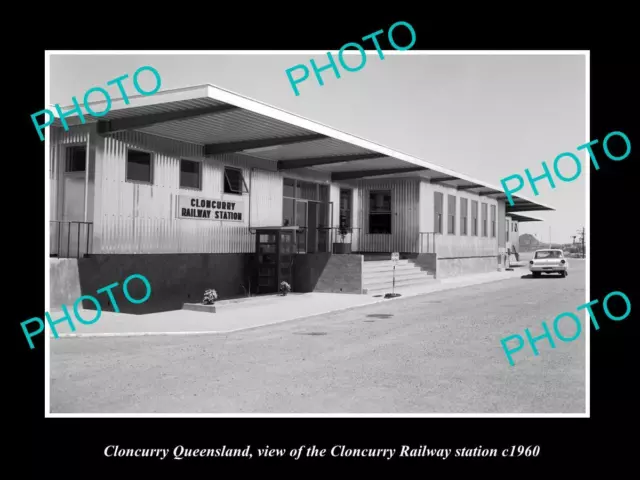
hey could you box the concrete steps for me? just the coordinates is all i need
[364,270,431,285]
[362,259,413,271]
[363,263,427,277]
[362,259,436,294]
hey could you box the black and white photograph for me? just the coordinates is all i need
[42,50,590,415]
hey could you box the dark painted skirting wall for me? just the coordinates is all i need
[292,253,331,292]
[293,253,363,294]
[52,252,366,316]
[403,253,437,276]
[76,254,251,314]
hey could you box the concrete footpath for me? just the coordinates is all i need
[49,268,525,338]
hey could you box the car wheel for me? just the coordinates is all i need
[563,271,568,277]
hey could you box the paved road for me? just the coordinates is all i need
[50,261,586,414]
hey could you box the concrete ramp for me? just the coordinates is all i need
[50,258,82,307]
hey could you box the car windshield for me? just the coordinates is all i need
[535,251,562,259]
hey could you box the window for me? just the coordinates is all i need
[471,200,478,236]
[299,181,318,201]
[339,189,352,228]
[65,146,86,172]
[490,204,496,237]
[224,167,249,195]
[481,203,488,237]
[369,190,391,234]
[126,149,152,183]
[447,195,456,234]
[434,192,444,234]
[513,222,518,232]
[535,250,562,259]
[282,178,331,253]
[506,220,510,242]
[179,159,201,190]
[460,198,468,235]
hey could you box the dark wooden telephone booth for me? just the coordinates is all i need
[255,227,298,294]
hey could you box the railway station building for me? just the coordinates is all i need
[48,84,553,312]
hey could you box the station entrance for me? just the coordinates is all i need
[254,227,298,294]
[282,178,332,254]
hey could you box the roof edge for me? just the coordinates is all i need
[50,82,555,211]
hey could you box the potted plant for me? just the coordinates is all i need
[279,281,291,296]
[203,289,218,305]
[333,223,352,254]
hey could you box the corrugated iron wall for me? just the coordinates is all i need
[357,178,420,252]
[421,179,500,257]
[53,127,436,256]
[249,169,284,228]
[94,130,282,254]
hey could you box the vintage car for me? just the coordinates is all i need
[529,249,569,277]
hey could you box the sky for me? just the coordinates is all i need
[50,53,586,244]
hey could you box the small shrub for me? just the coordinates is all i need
[279,281,291,295]
[203,289,218,305]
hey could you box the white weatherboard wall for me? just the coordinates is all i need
[420,181,499,258]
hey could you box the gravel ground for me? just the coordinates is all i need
[50,260,586,414]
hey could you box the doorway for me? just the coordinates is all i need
[282,179,331,254]
[255,228,296,294]
[53,145,91,258]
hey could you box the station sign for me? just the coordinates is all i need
[391,252,399,263]
[177,195,244,222]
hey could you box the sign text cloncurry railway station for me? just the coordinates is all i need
[177,195,244,221]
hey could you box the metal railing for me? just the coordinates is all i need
[50,221,93,259]
[290,226,363,254]
[418,232,437,254]
[326,226,362,253]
